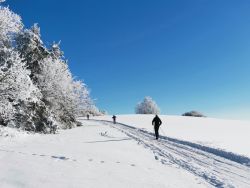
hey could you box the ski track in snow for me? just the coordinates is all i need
[95,120,250,188]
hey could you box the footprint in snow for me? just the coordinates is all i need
[88,159,93,162]
[100,161,105,163]
[130,164,136,167]
[51,156,69,160]
[155,156,159,160]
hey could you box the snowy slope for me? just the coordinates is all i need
[92,118,250,187]
[0,122,210,188]
[94,115,250,157]
[1,115,250,188]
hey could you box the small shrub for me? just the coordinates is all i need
[182,111,206,117]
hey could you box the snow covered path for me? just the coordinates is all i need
[0,121,210,188]
[95,120,250,188]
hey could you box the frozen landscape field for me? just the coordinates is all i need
[2,1,250,187]
[95,115,250,157]
[1,115,250,188]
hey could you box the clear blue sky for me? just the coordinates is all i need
[5,0,250,120]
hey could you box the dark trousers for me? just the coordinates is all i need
[154,125,160,139]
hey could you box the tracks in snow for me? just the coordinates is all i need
[97,120,250,188]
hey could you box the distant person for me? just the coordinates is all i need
[86,114,90,120]
[112,115,117,124]
[152,115,162,140]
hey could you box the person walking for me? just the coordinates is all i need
[112,115,117,124]
[152,115,162,140]
[86,114,90,120]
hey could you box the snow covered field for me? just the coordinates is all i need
[1,115,250,187]
[0,121,210,188]
[95,115,250,157]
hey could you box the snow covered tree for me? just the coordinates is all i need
[16,24,50,83]
[15,25,71,129]
[0,4,25,109]
[0,4,27,127]
[0,47,56,132]
[16,25,94,128]
[36,57,75,128]
[135,96,160,114]
[0,5,22,47]
[50,42,64,59]
[36,56,93,129]
[0,48,39,128]
[0,2,97,132]
[79,102,106,116]
[0,4,56,132]
[72,80,93,116]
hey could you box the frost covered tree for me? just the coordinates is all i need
[135,96,160,114]
[36,57,88,128]
[15,23,92,129]
[0,5,56,132]
[0,4,22,47]
[0,48,32,126]
[16,24,95,128]
[0,2,97,132]
[80,102,106,116]
[16,24,50,83]
[73,80,93,116]
[0,4,25,126]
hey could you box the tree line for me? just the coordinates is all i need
[0,1,102,133]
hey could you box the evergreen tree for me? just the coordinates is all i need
[16,24,50,83]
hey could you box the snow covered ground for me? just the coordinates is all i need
[1,115,250,187]
[0,121,210,188]
[94,115,250,157]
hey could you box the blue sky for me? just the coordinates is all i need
[5,0,250,120]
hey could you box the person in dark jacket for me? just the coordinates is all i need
[152,115,162,140]
[112,115,117,124]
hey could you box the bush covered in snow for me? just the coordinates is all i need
[182,111,206,117]
[135,96,160,114]
[0,2,99,132]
